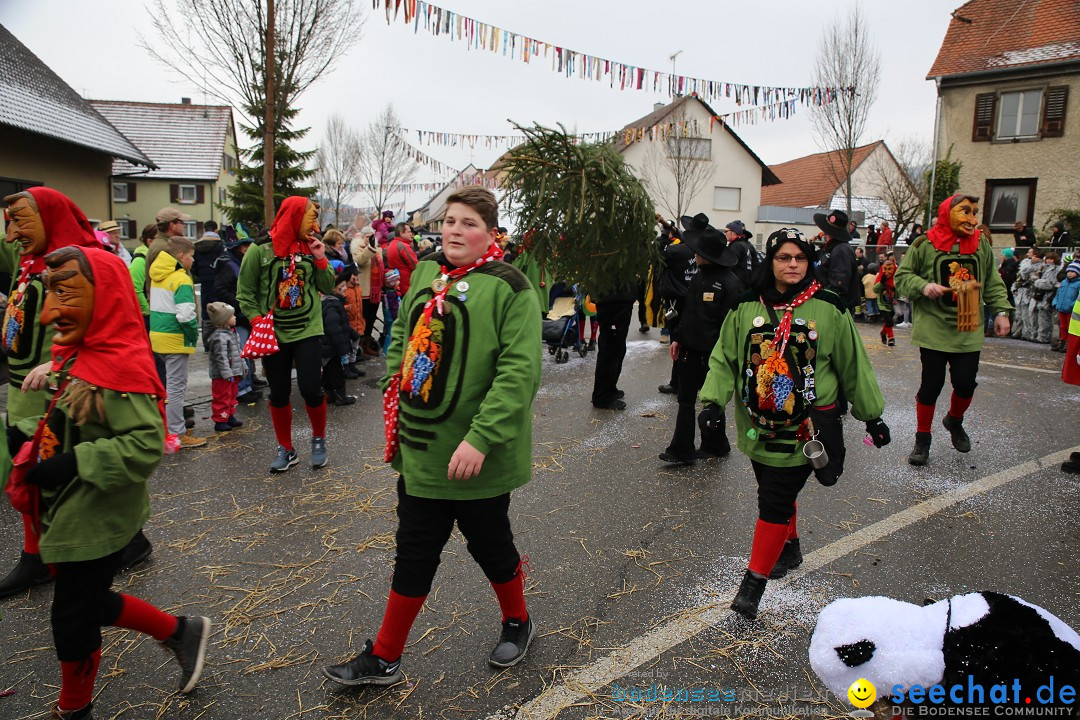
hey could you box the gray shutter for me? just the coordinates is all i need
[972,93,996,141]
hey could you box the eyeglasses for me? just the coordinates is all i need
[773,254,809,264]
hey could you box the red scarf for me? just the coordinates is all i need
[760,280,821,358]
[269,196,315,258]
[927,195,980,254]
[50,248,166,398]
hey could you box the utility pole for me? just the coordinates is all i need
[263,0,275,228]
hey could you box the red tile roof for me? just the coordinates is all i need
[760,142,882,208]
[928,0,1080,79]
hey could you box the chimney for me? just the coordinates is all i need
[181,97,191,105]
[653,102,666,112]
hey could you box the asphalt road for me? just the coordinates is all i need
[1,322,1077,720]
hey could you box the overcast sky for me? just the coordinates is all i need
[1,0,955,215]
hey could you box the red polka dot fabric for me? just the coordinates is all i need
[241,312,280,359]
[384,372,402,462]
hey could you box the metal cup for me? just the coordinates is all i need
[803,439,829,469]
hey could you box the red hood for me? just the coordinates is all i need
[23,187,104,274]
[927,195,980,254]
[269,196,313,257]
[50,247,165,398]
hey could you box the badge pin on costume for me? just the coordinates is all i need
[455,281,469,292]
[432,275,449,293]
[753,316,765,327]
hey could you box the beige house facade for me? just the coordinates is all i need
[91,100,240,244]
[928,0,1078,238]
[617,96,779,238]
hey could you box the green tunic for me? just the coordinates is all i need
[235,242,336,343]
[0,240,55,426]
[16,373,164,564]
[893,236,1012,353]
[512,251,549,315]
[699,291,885,467]
[382,256,542,500]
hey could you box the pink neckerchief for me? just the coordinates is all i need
[760,280,821,358]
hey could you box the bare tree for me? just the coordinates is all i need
[142,0,364,222]
[809,2,881,218]
[872,136,930,239]
[637,111,714,222]
[314,114,363,226]
[360,105,418,213]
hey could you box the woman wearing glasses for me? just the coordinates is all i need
[699,228,890,620]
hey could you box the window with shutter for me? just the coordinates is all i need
[112,183,128,202]
[997,89,1042,139]
[128,183,137,202]
[1041,86,1068,138]
[178,184,197,204]
[972,93,996,141]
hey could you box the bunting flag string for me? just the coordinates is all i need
[371,0,847,107]
[346,176,498,194]
[388,131,460,176]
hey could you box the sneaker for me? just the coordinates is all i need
[0,551,53,598]
[880,331,888,345]
[768,538,803,579]
[887,337,895,347]
[942,414,971,453]
[488,616,536,668]
[161,616,210,693]
[226,416,243,428]
[730,570,767,620]
[179,431,207,449]
[250,377,269,389]
[270,446,299,473]
[311,437,328,469]
[908,432,931,466]
[117,531,153,573]
[49,703,93,720]
[658,335,670,345]
[323,639,403,686]
[333,395,358,406]
[164,434,181,454]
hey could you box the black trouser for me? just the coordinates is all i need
[591,301,633,405]
[52,550,125,661]
[390,476,520,597]
[917,348,980,405]
[665,348,728,459]
[263,336,325,407]
[636,282,648,326]
[321,357,346,401]
[751,460,812,525]
[362,298,380,343]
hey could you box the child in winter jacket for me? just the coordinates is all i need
[1052,261,1080,352]
[339,267,367,378]
[321,275,361,405]
[149,236,205,449]
[206,301,244,430]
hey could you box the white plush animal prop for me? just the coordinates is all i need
[810,592,1080,707]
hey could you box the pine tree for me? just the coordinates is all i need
[500,123,657,298]
[224,100,317,228]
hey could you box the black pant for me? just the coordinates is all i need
[751,460,812,525]
[362,297,380,343]
[263,336,325,407]
[665,348,727,459]
[321,357,346,401]
[390,476,520,597]
[917,348,980,405]
[52,550,125,661]
[636,282,648,326]
[591,301,633,405]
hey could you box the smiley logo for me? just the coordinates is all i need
[847,678,876,708]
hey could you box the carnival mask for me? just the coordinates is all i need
[949,199,979,238]
[4,196,48,256]
[299,201,321,242]
[40,258,95,346]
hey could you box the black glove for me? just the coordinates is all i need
[6,426,29,456]
[698,404,722,432]
[865,418,891,448]
[25,452,78,491]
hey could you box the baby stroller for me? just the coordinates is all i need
[542,285,589,363]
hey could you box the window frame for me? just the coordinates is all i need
[112,182,129,202]
[996,88,1043,140]
[182,220,198,237]
[178,184,198,204]
[713,186,742,212]
[665,137,711,161]
[983,178,1037,233]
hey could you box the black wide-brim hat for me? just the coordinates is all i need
[813,209,852,243]
[680,212,710,234]
[683,226,738,267]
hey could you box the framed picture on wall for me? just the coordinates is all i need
[984,178,1037,230]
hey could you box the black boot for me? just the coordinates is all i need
[0,551,53,598]
[908,432,932,466]
[942,414,971,453]
[768,538,803,579]
[117,530,153,573]
[730,569,767,620]
[880,331,888,345]
[50,702,93,719]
